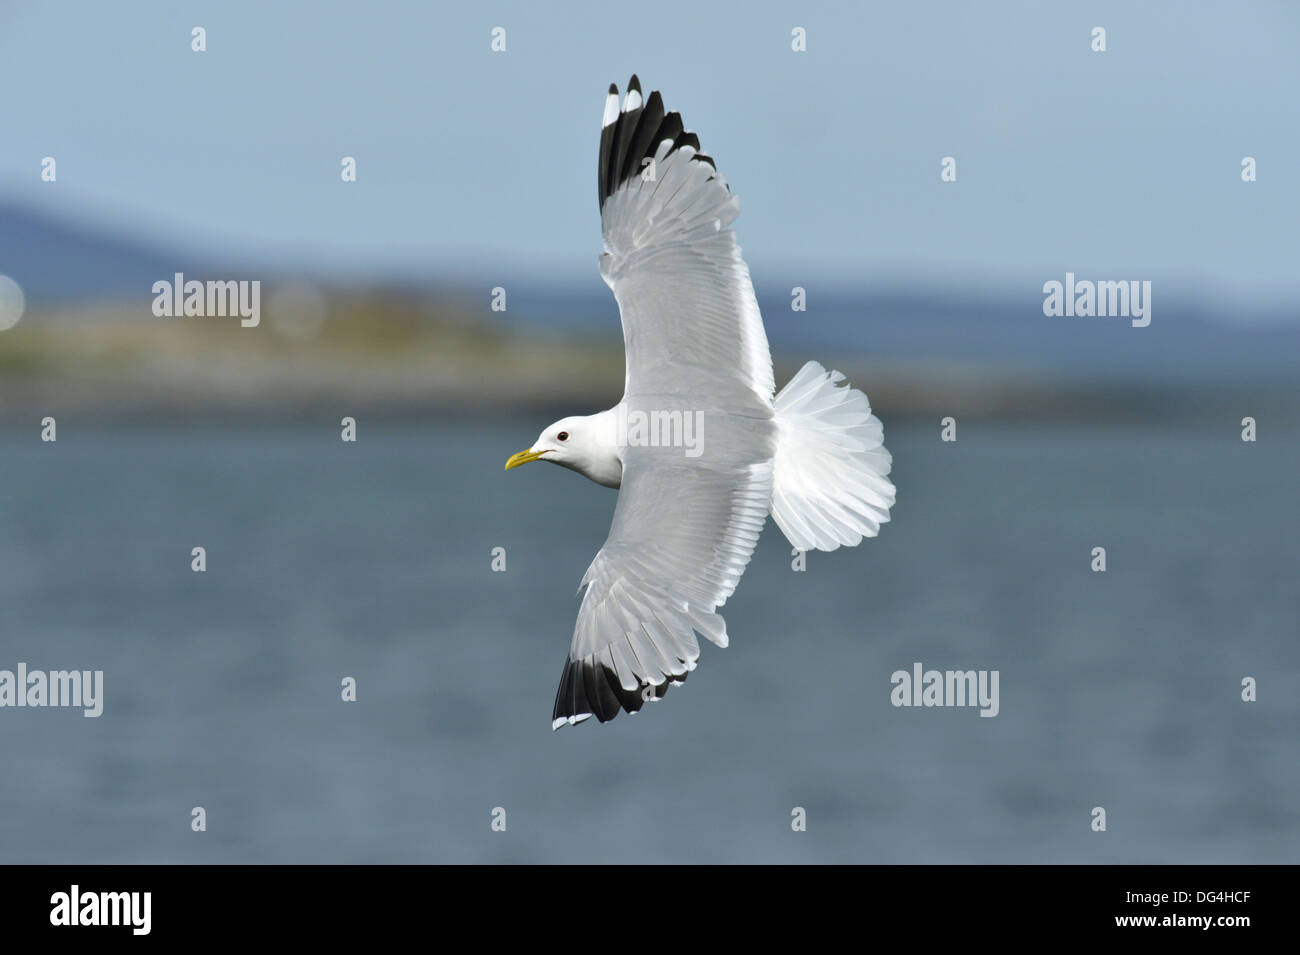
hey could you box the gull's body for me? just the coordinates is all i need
[507,77,895,729]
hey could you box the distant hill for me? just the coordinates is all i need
[2,201,1297,386]
[0,202,221,304]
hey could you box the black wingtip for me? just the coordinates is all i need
[551,655,686,729]
[597,80,717,211]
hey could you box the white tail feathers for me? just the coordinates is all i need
[771,361,895,552]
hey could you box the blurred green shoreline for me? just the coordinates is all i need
[1,299,1295,428]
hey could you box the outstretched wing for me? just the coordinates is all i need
[596,75,775,406]
[553,77,776,729]
[552,444,772,728]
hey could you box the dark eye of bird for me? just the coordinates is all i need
[558,432,569,441]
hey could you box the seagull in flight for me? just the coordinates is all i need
[506,76,895,729]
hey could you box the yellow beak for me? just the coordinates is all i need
[504,448,549,471]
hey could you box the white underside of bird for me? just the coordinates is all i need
[505,76,895,729]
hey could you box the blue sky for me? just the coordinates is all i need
[2,0,1298,307]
